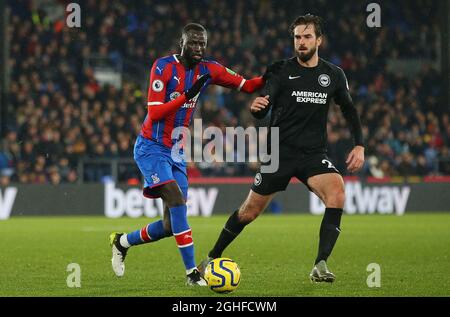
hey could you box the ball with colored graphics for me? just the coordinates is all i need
[204,258,241,293]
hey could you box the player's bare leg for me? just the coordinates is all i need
[198,190,274,276]
[307,173,346,283]
[237,190,276,223]
[162,203,172,234]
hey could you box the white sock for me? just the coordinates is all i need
[186,267,196,275]
[120,234,131,248]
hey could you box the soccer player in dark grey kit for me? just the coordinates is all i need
[199,14,365,283]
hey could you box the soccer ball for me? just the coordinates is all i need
[204,257,241,293]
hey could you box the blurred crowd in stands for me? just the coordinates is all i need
[1,0,449,185]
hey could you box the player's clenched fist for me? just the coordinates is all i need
[251,95,270,113]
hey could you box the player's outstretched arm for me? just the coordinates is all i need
[240,77,265,93]
[240,60,285,94]
[208,60,284,94]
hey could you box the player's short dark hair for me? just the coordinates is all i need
[289,14,323,38]
[182,23,207,36]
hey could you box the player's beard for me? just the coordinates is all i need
[297,46,317,63]
[188,51,203,64]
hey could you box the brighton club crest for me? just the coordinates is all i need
[318,74,331,87]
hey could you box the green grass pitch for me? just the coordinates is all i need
[0,214,449,296]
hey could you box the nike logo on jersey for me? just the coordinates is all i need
[289,75,301,80]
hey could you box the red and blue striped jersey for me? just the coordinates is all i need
[141,54,247,148]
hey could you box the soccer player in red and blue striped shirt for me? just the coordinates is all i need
[110,23,278,285]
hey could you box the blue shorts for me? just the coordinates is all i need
[134,135,188,199]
